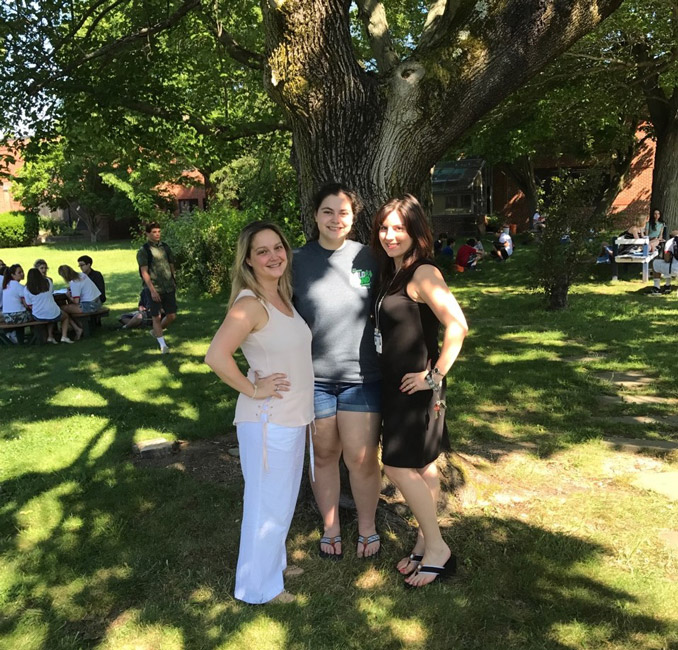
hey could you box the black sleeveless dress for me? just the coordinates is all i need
[378,260,450,468]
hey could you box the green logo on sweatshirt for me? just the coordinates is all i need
[351,268,373,288]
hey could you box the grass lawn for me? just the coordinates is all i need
[1,239,677,649]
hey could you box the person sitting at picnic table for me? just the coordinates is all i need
[650,229,678,295]
[24,268,82,343]
[34,259,54,291]
[2,264,30,333]
[77,255,106,304]
[456,238,483,271]
[57,264,102,315]
[490,228,513,261]
[646,209,666,253]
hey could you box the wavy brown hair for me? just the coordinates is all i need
[58,264,80,283]
[370,194,434,292]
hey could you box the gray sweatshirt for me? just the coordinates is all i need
[292,240,381,383]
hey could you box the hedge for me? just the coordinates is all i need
[0,211,39,247]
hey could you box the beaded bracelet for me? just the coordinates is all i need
[425,371,440,391]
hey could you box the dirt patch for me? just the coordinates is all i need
[132,433,243,485]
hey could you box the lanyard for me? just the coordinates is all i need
[374,271,398,332]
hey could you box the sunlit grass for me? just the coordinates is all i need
[1,241,678,648]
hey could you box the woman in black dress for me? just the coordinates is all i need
[370,195,468,587]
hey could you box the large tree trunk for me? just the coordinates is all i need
[650,91,678,231]
[261,0,623,241]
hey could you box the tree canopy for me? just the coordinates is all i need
[1,0,624,237]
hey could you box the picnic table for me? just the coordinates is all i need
[612,237,657,282]
[0,308,110,345]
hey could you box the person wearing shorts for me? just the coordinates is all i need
[137,221,177,354]
[293,183,382,560]
[650,230,678,295]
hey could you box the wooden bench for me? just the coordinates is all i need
[0,308,110,345]
[612,237,657,282]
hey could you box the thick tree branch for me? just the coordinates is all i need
[198,2,264,70]
[209,22,265,70]
[418,0,462,51]
[354,0,399,75]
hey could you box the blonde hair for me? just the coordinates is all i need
[58,264,80,282]
[228,222,293,309]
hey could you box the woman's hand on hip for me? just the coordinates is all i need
[254,371,290,399]
[399,370,429,395]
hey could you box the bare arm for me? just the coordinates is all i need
[400,265,468,394]
[204,297,289,400]
[139,266,160,302]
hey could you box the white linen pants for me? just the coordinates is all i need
[234,420,306,604]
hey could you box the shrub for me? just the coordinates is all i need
[533,171,606,310]
[0,211,39,247]
[152,205,304,295]
[38,216,73,236]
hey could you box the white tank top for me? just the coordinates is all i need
[233,290,314,427]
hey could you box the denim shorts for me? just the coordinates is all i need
[314,380,381,419]
[80,299,101,313]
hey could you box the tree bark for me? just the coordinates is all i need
[261,0,623,240]
[650,90,678,231]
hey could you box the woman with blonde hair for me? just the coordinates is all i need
[57,264,102,314]
[205,221,314,604]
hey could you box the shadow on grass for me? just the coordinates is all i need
[1,444,672,650]
[2,242,677,647]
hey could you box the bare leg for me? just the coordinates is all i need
[161,312,176,330]
[385,463,451,587]
[60,311,69,340]
[396,463,440,574]
[336,411,382,557]
[311,416,343,555]
[47,322,55,341]
[151,314,163,338]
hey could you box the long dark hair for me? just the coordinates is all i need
[2,264,22,290]
[310,182,363,240]
[26,268,50,294]
[649,208,663,229]
[370,194,433,291]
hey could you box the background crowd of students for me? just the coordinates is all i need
[0,256,106,343]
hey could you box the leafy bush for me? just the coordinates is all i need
[533,171,606,310]
[38,216,73,236]
[0,211,39,247]
[155,205,304,295]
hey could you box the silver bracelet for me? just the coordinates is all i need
[251,383,258,399]
[425,372,440,391]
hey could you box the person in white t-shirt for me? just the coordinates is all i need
[490,228,513,261]
[25,269,83,343]
[2,264,30,324]
[650,230,678,295]
[57,264,102,314]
